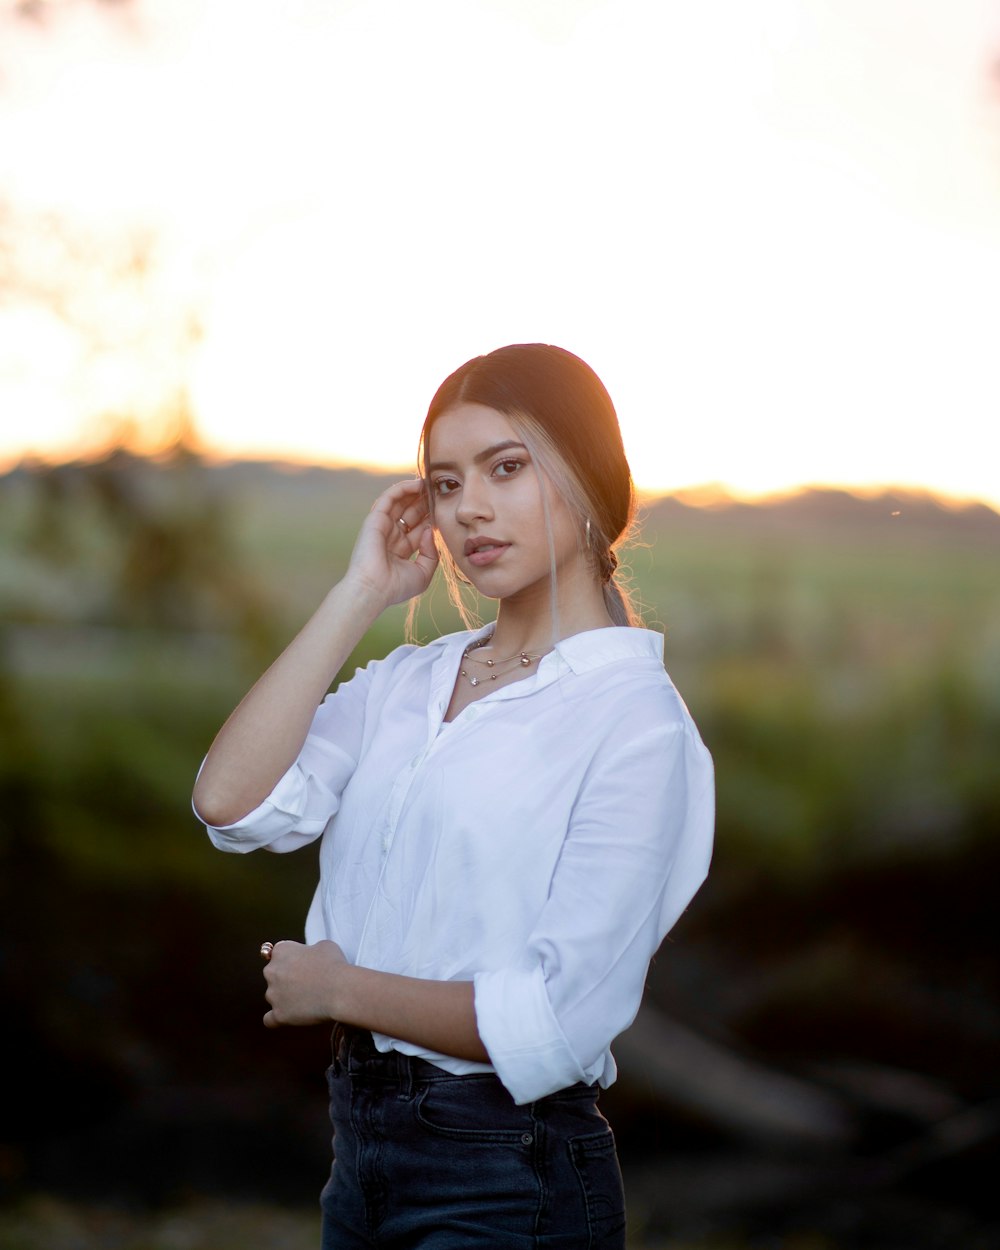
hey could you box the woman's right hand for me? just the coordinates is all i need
[343,478,440,610]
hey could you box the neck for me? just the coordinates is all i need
[486,568,615,657]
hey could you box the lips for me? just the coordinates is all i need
[464,536,510,567]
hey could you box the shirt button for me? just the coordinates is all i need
[520,1133,533,1146]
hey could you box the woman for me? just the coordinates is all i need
[193,343,714,1248]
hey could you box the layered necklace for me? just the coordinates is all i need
[459,634,546,687]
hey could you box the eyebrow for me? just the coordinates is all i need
[425,440,528,474]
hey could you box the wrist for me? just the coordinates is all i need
[330,960,366,1027]
[325,575,389,626]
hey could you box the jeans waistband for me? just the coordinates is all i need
[329,1022,481,1085]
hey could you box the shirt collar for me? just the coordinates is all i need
[550,626,664,674]
[434,624,664,676]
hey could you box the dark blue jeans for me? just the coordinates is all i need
[320,1029,626,1248]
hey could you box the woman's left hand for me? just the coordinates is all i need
[262,939,347,1028]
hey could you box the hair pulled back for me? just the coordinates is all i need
[419,343,639,626]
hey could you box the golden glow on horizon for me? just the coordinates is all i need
[1,0,999,506]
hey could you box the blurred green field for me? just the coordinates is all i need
[6,452,996,880]
[1,450,998,1247]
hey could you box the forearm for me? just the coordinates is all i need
[334,965,489,1063]
[192,578,385,827]
[261,941,489,1061]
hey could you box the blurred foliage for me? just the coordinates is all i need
[0,1194,806,1250]
[0,450,997,1244]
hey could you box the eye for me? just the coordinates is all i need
[493,458,524,479]
[432,476,460,496]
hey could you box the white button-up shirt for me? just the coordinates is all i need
[201,626,714,1104]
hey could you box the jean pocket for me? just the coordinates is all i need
[568,1129,627,1247]
[414,1077,535,1143]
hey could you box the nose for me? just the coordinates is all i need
[455,474,494,526]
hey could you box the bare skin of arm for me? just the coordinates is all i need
[192,480,437,828]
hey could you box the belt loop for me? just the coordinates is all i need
[397,1050,415,1101]
[330,1021,346,1077]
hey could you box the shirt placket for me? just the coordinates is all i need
[353,739,435,966]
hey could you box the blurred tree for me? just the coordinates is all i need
[17,419,277,658]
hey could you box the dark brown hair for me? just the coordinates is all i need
[419,343,639,626]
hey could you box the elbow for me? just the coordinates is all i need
[191,778,249,829]
[191,787,222,829]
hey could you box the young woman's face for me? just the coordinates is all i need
[424,402,585,603]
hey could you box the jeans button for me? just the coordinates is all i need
[521,1132,533,1145]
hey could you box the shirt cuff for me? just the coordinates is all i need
[198,760,327,853]
[474,965,587,1104]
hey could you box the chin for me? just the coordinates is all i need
[488,578,553,606]
[464,572,509,599]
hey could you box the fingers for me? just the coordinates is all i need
[262,948,285,1028]
[261,942,280,1027]
[371,479,432,543]
[411,523,440,575]
[393,502,432,549]
[369,479,425,516]
[345,479,438,606]
[260,940,339,1029]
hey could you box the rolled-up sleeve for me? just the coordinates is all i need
[473,720,714,1104]
[198,661,376,854]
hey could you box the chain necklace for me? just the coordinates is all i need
[459,635,545,687]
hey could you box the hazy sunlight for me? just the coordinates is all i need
[1,0,999,505]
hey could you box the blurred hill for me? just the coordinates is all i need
[646,483,1000,543]
[1,451,998,1246]
[11,451,994,535]
[11,451,998,542]
[185,457,1000,539]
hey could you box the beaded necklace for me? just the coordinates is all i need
[459,635,545,687]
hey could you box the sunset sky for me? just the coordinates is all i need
[1,0,999,504]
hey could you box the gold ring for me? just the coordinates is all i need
[397,517,411,534]
[260,941,274,961]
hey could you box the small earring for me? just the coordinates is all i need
[585,518,592,548]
